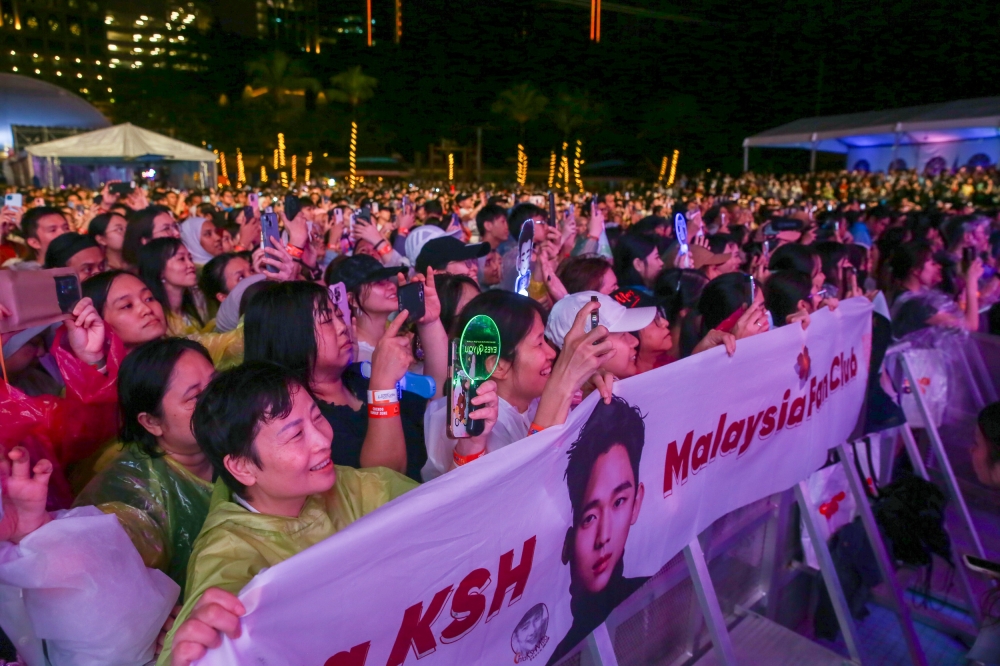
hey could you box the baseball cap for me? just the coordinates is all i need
[404,224,463,266]
[663,243,730,270]
[544,290,656,349]
[416,237,490,274]
[324,254,400,292]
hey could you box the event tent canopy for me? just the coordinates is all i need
[25,122,215,162]
[744,96,1000,153]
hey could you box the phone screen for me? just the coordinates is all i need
[328,281,352,332]
[54,274,81,314]
[248,192,259,212]
[548,192,557,227]
[284,194,301,221]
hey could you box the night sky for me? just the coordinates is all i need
[113,0,1000,175]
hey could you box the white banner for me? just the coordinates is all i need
[199,299,873,666]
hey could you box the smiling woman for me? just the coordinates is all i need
[138,237,209,335]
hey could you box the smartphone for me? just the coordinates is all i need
[747,274,756,302]
[964,554,1000,577]
[397,282,425,321]
[962,247,976,273]
[284,194,301,221]
[371,201,379,214]
[447,339,485,438]
[109,181,135,196]
[333,208,344,224]
[4,193,22,209]
[248,192,259,212]
[0,268,80,333]
[328,281,352,331]
[260,212,280,273]
[590,295,600,332]
[402,195,411,215]
[841,266,855,299]
[548,192,557,227]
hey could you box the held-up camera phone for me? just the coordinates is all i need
[402,195,411,215]
[284,194,301,222]
[397,282,425,322]
[0,268,81,333]
[248,192,259,212]
[109,181,135,196]
[590,295,600,332]
[747,274,756,303]
[333,208,344,224]
[4,193,22,209]
[962,247,976,273]
[964,554,1000,577]
[548,191,557,227]
[260,212,280,273]
[447,339,485,438]
[328,281,352,331]
[371,201,379,214]
[841,266,856,299]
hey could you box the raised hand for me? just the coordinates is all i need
[169,588,245,666]
[0,446,53,543]
[369,309,415,390]
[65,297,106,365]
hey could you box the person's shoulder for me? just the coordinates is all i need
[333,464,419,513]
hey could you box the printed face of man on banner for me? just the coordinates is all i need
[549,396,648,664]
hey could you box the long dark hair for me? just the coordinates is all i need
[613,233,658,288]
[200,252,239,302]
[119,337,212,457]
[454,290,546,366]
[137,237,204,328]
[244,281,333,387]
[434,273,480,337]
[699,272,752,333]
[123,205,173,265]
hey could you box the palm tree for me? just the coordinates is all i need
[550,89,603,140]
[245,51,320,108]
[492,83,548,141]
[325,66,378,117]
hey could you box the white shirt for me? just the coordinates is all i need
[421,395,539,482]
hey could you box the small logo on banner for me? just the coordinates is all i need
[511,603,549,663]
[796,346,811,382]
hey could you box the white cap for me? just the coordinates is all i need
[544,291,656,349]
[404,224,462,266]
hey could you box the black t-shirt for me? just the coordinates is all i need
[316,364,427,482]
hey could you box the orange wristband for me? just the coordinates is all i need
[285,244,304,259]
[368,402,400,418]
[375,240,392,257]
[453,447,486,466]
[528,422,547,436]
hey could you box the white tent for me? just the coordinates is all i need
[743,96,1000,173]
[26,122,215,161]
[21,122,216,188]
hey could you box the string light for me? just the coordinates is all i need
[658,155,668,182]
[516,144,528,186]
[447,153,454,182]
[667,149,679,187]
[349,121,358,189]
[291,154,297,182]
[273,149,278,170]
[219,152,228,182]
[277,133,286,168]
[548,150,557,188]
[236,148,245,186]
[574,139,584,192]
[560,155,570,194]
[260,164,268,183]
[305,152,312,183]
[281,171,288,188]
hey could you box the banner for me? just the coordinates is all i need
[199,299,873,666]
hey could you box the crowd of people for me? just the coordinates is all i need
[0,167,999,665]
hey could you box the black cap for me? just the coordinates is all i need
[324,254,399,291]
[415,236,490,274]
[610,287,659,310]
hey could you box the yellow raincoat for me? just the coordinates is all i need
[157,465,417,666]
[187,321,244,370]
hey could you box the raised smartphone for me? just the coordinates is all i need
[397,281,425,321]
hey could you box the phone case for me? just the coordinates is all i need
[397,282,425,321]
[0,268,79,333]
[447,339,485,438]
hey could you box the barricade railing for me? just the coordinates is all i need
[556,336,997,666]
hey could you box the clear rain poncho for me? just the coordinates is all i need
[73,444,213,591]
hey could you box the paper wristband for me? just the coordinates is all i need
[285,244,305,259]
[367,389,399,404]
[368,403,400,418]
[453,448,486,466]
[528,422,547,436]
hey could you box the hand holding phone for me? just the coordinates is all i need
[0,268,81,333]
[4,193,23,209]
[260,212,281,273]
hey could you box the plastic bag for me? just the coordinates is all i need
[0,506,179,666]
